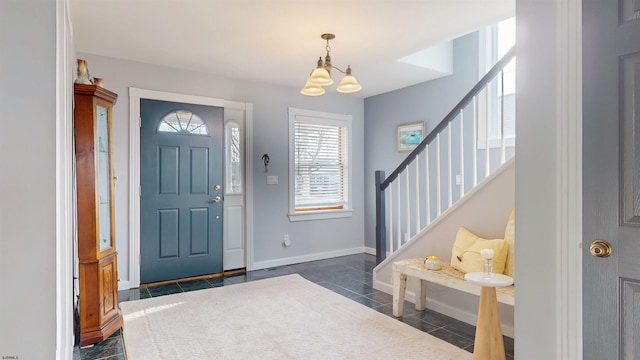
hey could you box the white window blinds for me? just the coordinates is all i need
[294,119,347,210]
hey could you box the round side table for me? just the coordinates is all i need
[464,272,514,360]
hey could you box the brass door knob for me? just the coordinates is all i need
[590,240,613,258]
[212,196,221,203]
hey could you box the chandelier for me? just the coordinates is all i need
[301,33,362,96]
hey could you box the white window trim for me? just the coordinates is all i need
[288,107,353,222]
[477,18,516,150]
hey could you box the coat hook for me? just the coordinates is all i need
[261,154,270,172]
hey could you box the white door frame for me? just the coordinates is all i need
[127,87,254,288]
[56,0,74,357]
[515,0,582,357]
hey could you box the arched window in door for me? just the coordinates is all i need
[158,110,209,135]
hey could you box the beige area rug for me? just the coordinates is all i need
[120,274,471,360]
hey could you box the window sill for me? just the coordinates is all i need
[288,209,354,222]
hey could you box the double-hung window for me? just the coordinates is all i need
[288,108,352,221]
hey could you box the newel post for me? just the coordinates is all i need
[375,171,387,264]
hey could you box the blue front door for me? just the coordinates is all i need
[140,99,223,283]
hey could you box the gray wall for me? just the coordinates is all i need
[363,32,480,249]
[0,0,57,358]
[77,53,365,280]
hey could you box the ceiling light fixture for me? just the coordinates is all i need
[301,33,362,96]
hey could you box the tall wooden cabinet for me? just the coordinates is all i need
[74,84,122,346]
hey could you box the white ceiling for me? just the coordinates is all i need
[69,0,514,98]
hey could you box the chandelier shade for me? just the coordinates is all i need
[336,66,362,93]
[300,80,326,96]
[301,33,361,96]
[308,64,333,86]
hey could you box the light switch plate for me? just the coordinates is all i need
[267,175,278,185]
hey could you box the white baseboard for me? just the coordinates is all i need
[118,280,131,291]
[364,246,376,255]
[117,248,370,290]
[252,247,366,270]
[372,279,514,338]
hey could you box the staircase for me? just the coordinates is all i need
[374,46,516,264]
[371,46,517,336]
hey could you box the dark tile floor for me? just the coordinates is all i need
[74,253,514,359]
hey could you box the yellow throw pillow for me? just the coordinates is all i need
[503,209,515,278]
[450,227,509,274]
[450,227,479,268]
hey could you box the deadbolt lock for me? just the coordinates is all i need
[590,240,613,258]
[214,184,221,191]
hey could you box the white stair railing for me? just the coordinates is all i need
[374,47,516,263]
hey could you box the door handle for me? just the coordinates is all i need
[590,239,613,258]
[212,196,221,203]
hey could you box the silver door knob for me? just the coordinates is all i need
[212,196,221,203]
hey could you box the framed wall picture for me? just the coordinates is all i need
[397,122,424,152]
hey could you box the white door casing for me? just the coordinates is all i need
[127,88,254,288]
[515,0,582,357]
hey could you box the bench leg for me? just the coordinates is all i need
[415,279,427,311]
[392,271,407,317]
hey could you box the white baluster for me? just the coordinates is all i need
[388,186,393,254]
[485,85,490,178]
[415,159,420,233]
[396,179,401,251]
[405,170,410,240]
[472,96,478,187]
[436,133,441,216]
[459,108,465,198]
[425,146,430,225]
[500,69,506,164]
[447,123,452,208]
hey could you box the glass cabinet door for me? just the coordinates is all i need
[96,104,112,251]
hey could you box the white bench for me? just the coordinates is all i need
[392,258,515,317]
